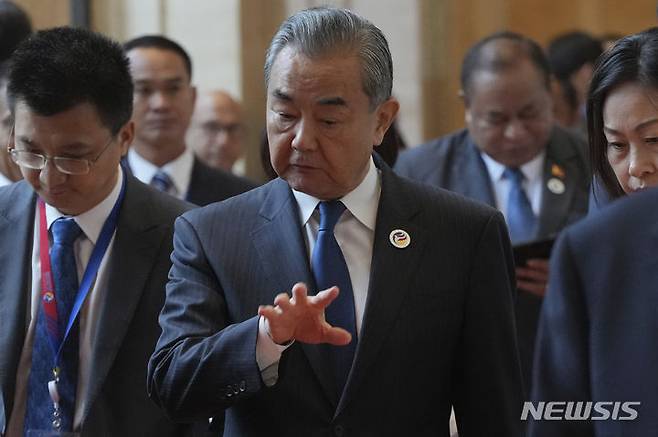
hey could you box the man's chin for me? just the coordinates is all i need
[39,191,82,215]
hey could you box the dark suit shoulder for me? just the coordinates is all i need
[564,188,658,246]
[123,174,193,224]
[181,177,281,227]
[395,129,470,176]
[187,157,257,206]
[389,167,502,231]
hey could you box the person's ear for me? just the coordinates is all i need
[117,121,134,157]
[372,98,400,146]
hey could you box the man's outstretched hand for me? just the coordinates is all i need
[258,282,352,346]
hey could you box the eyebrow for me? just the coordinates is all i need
[270,89,347,107]
[604,118,658,135]
[134,77,185,86]
[15,136,93,153]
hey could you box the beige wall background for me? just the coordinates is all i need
[12,0,658,181]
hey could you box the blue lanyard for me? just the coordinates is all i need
[38,171,126,367]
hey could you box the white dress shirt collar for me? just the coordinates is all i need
[480,150,545,185]
[292,156,380,231]
[0,170,12,187]
[127,147,194,198]
[45,166,124,244]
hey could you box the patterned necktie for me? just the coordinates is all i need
[504,167,537,244]
[311,201,357,397]
[150,170,173,194]
[25,218,82,433]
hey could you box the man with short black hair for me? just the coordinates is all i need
[124,35,254,205]
[0,26,193,436]
[149,8,523,436]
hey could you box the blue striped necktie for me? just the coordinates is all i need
[150,170,173,194]
[504,167,537,243]
[311,201,357,397]
[25,217,82,433]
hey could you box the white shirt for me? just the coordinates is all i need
[7,168,123,435]
[480,151,545,220]
[0,170,13,187]
[127,147,193,200]
[255,157,381,386]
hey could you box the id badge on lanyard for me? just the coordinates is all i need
[35,173,125,433]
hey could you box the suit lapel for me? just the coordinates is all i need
[450,137,496,207]
[537,136,578,237]
[251,179,340,406]
[0,183,35,429]
[336,165,426,416]
[80,177,168,422]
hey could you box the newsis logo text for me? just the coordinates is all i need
[521,401,640,421]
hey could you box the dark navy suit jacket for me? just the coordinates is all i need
[394,126,590,391]
[121,154,256,207]
[530,187,658,436]
[148,158,524,436]
[0,176,193,436]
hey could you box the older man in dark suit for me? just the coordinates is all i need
[148,7,523,436]
[123,35,255,206]
[395,32,590,390]
[0,27,192,436]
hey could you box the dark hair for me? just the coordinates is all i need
[265,7,393,109]
[124,35,192,81]
[7,26,133,135]
[460,31,551,101]
[587,27,658,199]
[548,31,603,110]
[374,120,406,167]
[0,1,31,62]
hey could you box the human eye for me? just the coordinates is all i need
[644,137,658,144]
[134,85,152,95]
[485,113,505,125]
[165,84,182,95]
[607,141,626,150]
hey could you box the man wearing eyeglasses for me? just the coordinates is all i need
[187,89,246,175]
[0,27,195,436]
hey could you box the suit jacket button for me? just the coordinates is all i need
[334,424,344,436]
[239,380,246,392]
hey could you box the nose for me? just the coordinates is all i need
[149,91,171,111]
[291,119,317,152]
[503,118,528,141]
[628,145,656,179]
[39,159,67,187]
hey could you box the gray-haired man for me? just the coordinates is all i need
[148,7,523,436]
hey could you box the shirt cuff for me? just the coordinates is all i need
[256,316,293,386]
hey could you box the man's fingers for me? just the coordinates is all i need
[258,305,279,319]
[517,280,547,297]
[526,258,549,272]
[273,292,291,309]
[310,286,339,308]
[322,326,353,346]
[516,266,549,282]
[291,282,309,304]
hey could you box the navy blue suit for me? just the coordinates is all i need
[395,126,590,391]
[148,158,524,436]
[530,187,658,436]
